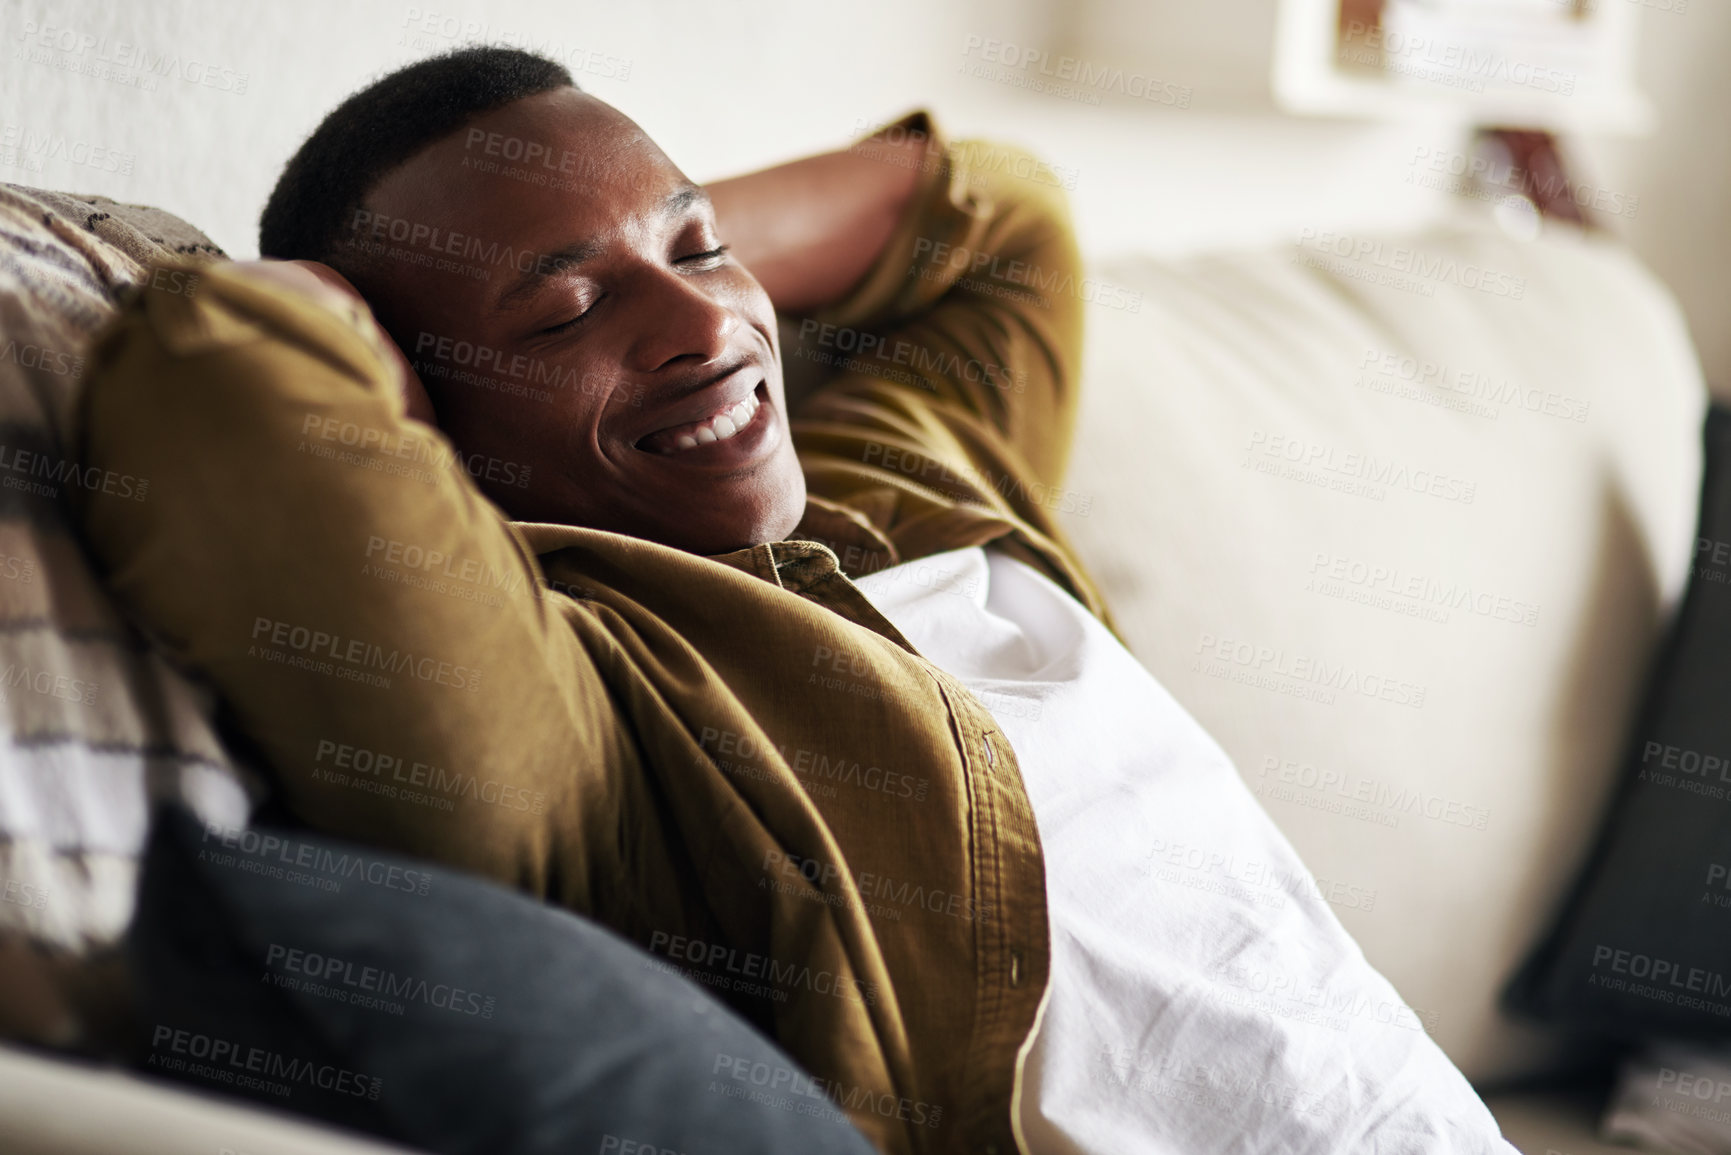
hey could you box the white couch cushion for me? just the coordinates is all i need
[1059,213,1706,1084]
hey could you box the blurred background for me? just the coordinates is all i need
[1,0,1726,389]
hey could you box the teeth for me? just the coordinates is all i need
[657,391,762,453]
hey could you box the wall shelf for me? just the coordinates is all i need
[1273,0,1655,133]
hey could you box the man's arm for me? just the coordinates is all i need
[728,114,1087,505]
[705,131,928,315]
[227,258,437,425]
[71,261,622,904]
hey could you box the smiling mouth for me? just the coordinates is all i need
[638,383,767,455]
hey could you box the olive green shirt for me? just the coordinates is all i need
[74,114,1108,1155]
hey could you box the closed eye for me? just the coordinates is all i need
[537,296,603,336]
[679,244,730,268]
[533,245,728,335]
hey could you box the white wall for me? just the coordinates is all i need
[0,0,1052,255]
[0,0,1464,258]
[1578,1,1731,395]
[1,0,1724,389]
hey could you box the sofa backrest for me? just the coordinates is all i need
[1058,214,1707,1085]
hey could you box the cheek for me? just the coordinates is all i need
[719,276,780,377]
[429,369,584,462]
[558,398,603,461]
[549,370,632,460]
[723,270,776,331]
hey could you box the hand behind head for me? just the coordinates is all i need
[226,258,438,426]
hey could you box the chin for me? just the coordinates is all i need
[481,470,806,557]
[677,483,807,556]
[691,510,804,556]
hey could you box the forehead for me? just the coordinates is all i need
[361,88,691,269]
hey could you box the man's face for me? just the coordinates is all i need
[352,87,805,556]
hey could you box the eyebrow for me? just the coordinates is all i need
[492,183,712,312]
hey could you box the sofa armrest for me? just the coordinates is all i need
[1485,1087,1624,1155]
[0,1043,422,1155]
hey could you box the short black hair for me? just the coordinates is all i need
[259,46,575,265]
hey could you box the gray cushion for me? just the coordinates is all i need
[127,805,878,1155]
[1509,404,1731,1042]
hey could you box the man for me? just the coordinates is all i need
[75,47,1517,1155]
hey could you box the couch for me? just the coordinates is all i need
[0,176,1707,1152]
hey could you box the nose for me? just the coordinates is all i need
[624,265,739,373]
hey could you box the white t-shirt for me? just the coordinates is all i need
[852,546,1518,1155]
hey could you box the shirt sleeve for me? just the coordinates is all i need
[69,261,624,907]
[782,111,1087,507]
